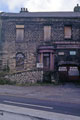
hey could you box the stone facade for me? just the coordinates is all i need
[0,5,80,83]
[1,17,80,70]
[5,70,43,84]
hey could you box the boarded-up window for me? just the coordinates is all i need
[64,26,71,39]
[16,25,24,41]
[44,26,51,41]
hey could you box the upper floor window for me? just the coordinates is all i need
[44,26,51,41]
[16,25,24,41]
[64,26,72,39]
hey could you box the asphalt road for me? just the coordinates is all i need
[0,94,80,117]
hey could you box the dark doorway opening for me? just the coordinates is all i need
[58,62,80,83]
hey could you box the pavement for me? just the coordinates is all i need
[0,84,80,120]
[0,84,80,104]
[0,103,80,120]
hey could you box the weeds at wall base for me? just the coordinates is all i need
[0,71,16,85]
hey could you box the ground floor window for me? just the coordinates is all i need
[16,53,25,69]
[68,67,79,76]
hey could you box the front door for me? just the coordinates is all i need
[43,53,50,70]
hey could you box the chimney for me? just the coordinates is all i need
[20,8,28,13]
[74,4,80,12]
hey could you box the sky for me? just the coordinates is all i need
[0,0,80,12]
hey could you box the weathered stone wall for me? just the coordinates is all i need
[1,15,80,84]
[5,70,43,84]
[1,18,44,72]
[1,17,80,72]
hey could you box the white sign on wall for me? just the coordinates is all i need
[70,51,76,55]
[37,63,43,68]
[58,52,64,55]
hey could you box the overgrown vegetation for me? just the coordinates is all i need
[15,80,59,87]
[0,71,16,85]
[0,65,16,85]
[2,65,10,72]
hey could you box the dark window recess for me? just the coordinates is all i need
[0,60,2,68]
[37,53,41,63]
[0,60,2,65]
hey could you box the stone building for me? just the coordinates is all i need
[0,5,80,83]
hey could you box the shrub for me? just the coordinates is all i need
[0,71,16,85]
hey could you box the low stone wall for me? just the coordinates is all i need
[5,70,43,84]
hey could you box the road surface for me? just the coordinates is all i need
[0,84,80,120]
